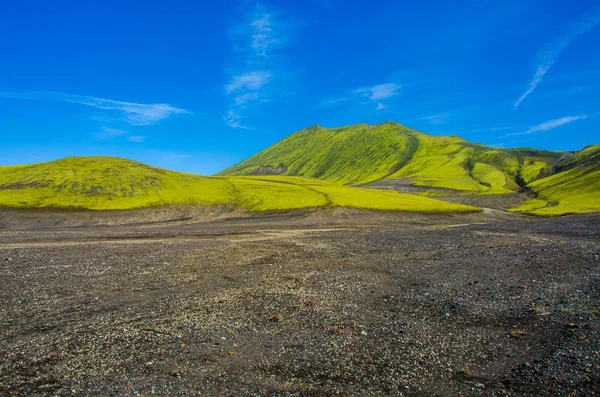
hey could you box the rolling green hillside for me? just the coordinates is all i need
[3,123,597,216]
[218,122,563,194]
[510,144,600,215]
[0,157,478,213]
[220,123,420,185]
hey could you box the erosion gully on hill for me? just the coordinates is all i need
[0,208,599,396]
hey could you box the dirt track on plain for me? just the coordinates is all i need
[0,209,599,396]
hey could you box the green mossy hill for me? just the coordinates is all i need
[218,122,563,193]
[220,123,420,185]
[0,156,478,213]
[510,144,600,215]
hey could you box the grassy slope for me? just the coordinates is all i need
[220,123,420,185]
[510,144,600,215]
[219,122,563,195]
[0,157,477,213]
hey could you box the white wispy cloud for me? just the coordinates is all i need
[230,5,288,62]
[0,90,188,125]
[127,135,146,143]
[225,71,272,95]
[224,5,290,129]
[324,82,401,111]
[93,127,127,140]
[93,127,148,143]
[354,83,401,101]
[223,109,254,130]
[234,92,260,106]
[502,114,588,137]
[514,7,600,109]
[249,12,277,59]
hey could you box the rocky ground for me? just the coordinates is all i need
[0,209,599,396]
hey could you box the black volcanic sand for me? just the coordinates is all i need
[0,209,599,396]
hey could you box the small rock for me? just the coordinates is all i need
[270,315,281,322]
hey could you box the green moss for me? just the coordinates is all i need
[220,121,600,216]
[471,163,515,194]
[309,185,476,213]
[519,161,550,184]
[218,122,420,185]
[0,157,479,213]
[510,144,600,215]
[390,145,484,191]
[509,199,549,213]
[219,122,563,197]
[4,124,597,217]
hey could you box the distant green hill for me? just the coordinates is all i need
[511,144,600,215]
[3,123,598,216]
[219,122,600,215]
[0,156,477,213]
[220,123,421,185]
[218,122,562,193]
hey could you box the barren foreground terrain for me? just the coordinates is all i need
[0,209,599,396]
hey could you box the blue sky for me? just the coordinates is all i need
[1,0,599,174]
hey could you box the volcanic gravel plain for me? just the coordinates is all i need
[0,208,599,396]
